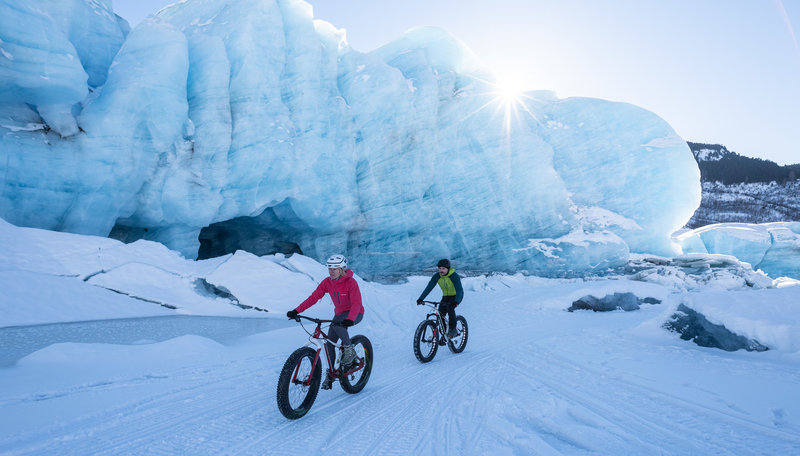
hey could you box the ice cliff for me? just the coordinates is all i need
[0,0,702,276]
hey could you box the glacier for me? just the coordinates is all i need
[0,0,703,277]
[674,222,800,280]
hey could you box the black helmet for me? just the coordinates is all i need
[437,258,450,269]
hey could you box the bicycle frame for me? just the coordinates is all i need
[278,314,373,419]
[291,316,363,386]
[419,300,451,342]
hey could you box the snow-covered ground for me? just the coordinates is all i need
[2,218,800,455]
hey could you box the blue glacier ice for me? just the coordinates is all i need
[0,0,703,277]
[674,222,800,279]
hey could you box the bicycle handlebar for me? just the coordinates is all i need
[418,300,441,305]
[291,315,335,325]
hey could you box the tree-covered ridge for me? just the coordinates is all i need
[686,181,800,228]
[685,142,799,228]
[688,142,799,184]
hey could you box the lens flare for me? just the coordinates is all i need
[493,73,525,104]
[774,0,800,64]
[455,69,541,145]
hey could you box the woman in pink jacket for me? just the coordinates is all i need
[286,254,364,389]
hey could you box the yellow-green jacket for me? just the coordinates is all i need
[418,268,463,303]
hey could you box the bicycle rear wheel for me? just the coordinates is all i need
[276,346,321,419]
[340,335,373,394]
[447,315,468,353]
[413,319,439,363]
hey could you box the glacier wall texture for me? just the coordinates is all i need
[0,0,701,277]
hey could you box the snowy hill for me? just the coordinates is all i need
[688,180,800,227]
[2,217,800,454]
[686,142,800,228]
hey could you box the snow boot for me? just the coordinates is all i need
[447,325,458,339]
[340,344,356,368]
[321,373,334,390]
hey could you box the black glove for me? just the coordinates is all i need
[416,299,423,305]
[286,309,298,320]
[342,319,354,327]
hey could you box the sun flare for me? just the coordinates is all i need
[493,72,525,104]
[461,69,540,136]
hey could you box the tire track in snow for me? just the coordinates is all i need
[1,354,282,455]
[6,290,798,455]
[522,342,800,455]
[231,342,472,455]
[229,332,502,455]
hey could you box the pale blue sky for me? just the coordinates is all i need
[115,0,800,165]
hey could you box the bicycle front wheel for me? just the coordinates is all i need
[413,319,439,363]
[340,335,373,394]
[276,346,321,419]
[447,315,468,353]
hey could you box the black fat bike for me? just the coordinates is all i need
[413,300,468,363]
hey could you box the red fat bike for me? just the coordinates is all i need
[276,315,373,419]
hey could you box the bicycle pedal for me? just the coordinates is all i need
[438,339,446,346]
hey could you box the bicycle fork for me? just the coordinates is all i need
[293,339,342,386]
[429,314,449,344]
[291,339,326,386]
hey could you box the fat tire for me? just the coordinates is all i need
[448,316,469,353]
[413,319,439,363]
[276,346,321,419]
[340,335,373,394]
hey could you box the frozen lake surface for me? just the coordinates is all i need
[0,316,292,367]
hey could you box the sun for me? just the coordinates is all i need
[487,71,529,135]
[493,72,525,104]
[459,68,540,136]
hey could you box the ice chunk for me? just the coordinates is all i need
[757,224,800,279]
[676,223,800,279]
[626,253,775,291]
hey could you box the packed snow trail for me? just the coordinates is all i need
[1,278,800,455]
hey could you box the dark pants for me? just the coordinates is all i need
[326,312,363,368]
[439,296,458,331]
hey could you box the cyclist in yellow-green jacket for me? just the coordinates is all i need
[416,259,463,338]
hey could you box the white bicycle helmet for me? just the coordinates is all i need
[326,254,347,269]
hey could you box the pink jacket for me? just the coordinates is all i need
[295,269,364,321]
